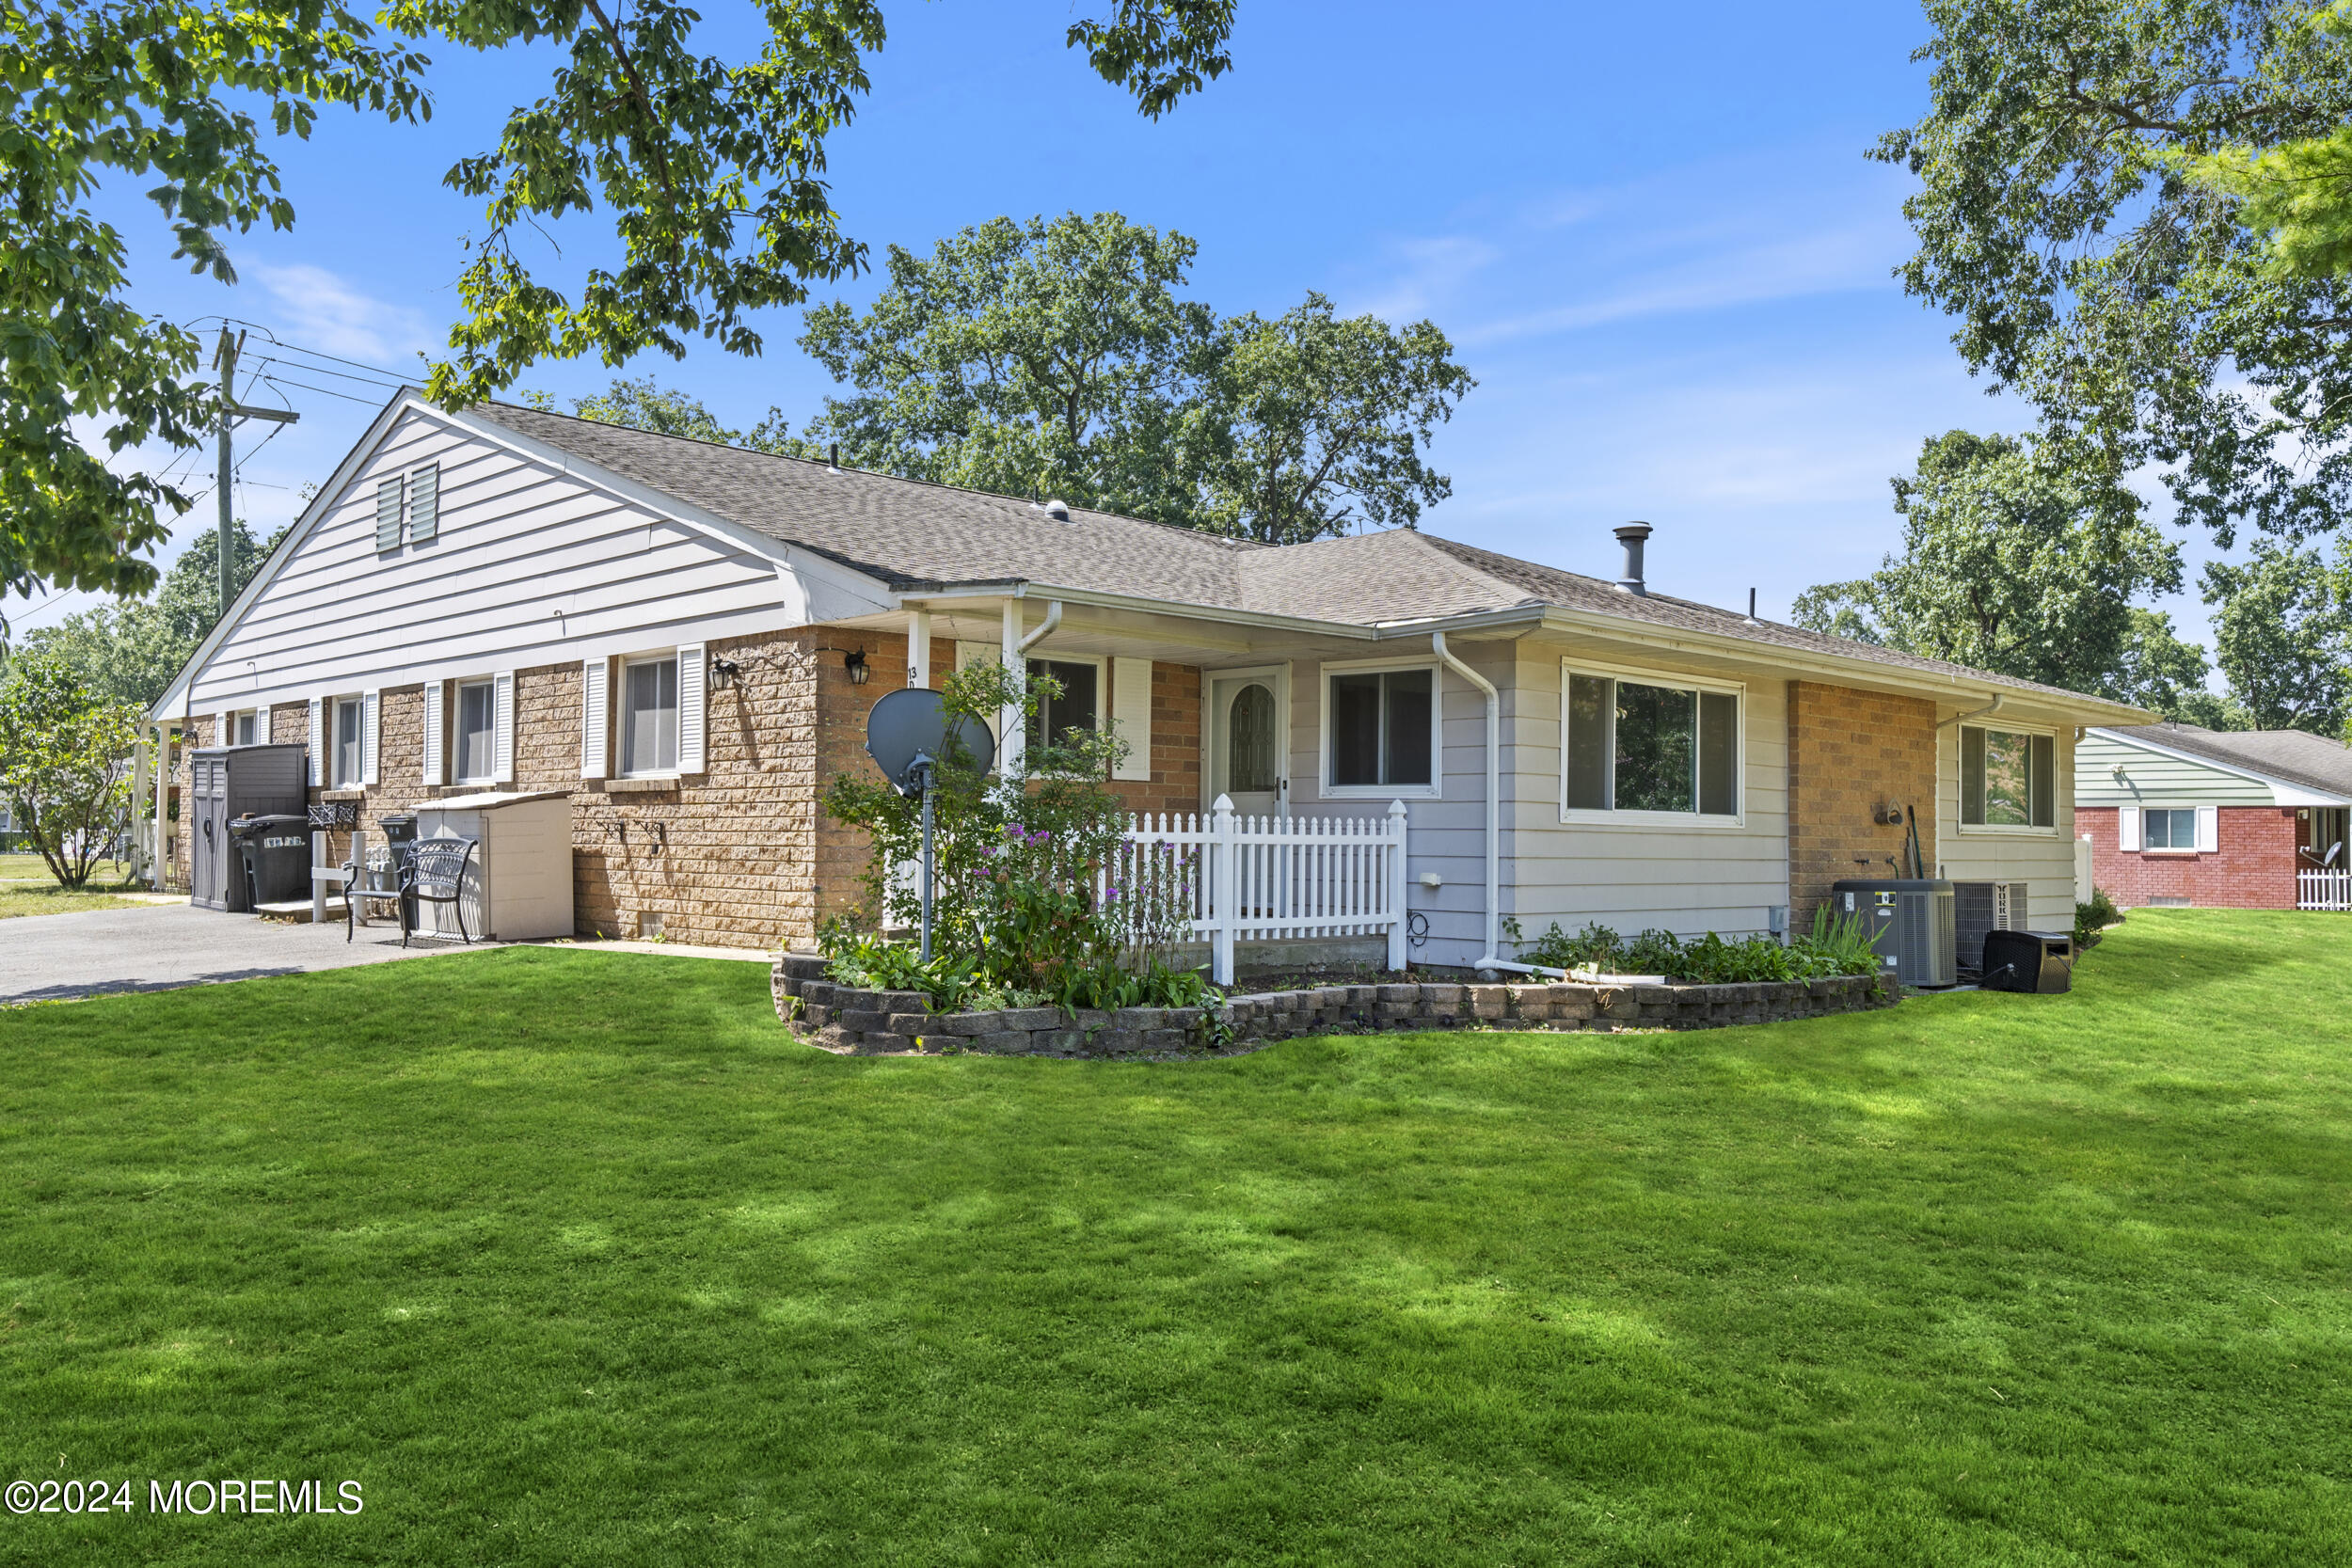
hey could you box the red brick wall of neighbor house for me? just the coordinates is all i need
[174,629,1203,946]
[1786,681,1940,928]
[2076,805,2299,909]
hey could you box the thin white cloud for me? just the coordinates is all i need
[1345,234,1502,324]
[250,262,434,365]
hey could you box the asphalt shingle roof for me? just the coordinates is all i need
[2105,723,2352,799]
[469,400,2135,709]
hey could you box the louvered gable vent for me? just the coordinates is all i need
[407,463,439,543]
[374,476,404,552]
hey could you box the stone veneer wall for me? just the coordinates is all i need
[1786,681,1940,930]
[173,627,1205,949]
[773,953,1896,1057]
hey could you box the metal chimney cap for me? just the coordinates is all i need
[1613,521,1652,595]
[1613,522,1653,542]
[1044,498,1073,521]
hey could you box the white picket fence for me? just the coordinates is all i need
[2299,869,2352,911]
[1112,795,1408,984]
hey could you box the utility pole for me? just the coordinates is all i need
[213,326,298,621]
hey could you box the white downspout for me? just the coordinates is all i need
[1432,631,1501,969]
[998,596,1062,777]
[1936,692,2003,729]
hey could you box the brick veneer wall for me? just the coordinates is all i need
[1786,681,1939,927]
[2076,804,2298,909]
[171,628,1205,945]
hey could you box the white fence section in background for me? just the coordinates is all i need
[2299,869,2352,911]
[1115,795,1408,984]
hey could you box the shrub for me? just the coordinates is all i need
[818,659,1217,1014]
[2074,887,2123,950]
[1510,907,1883,985]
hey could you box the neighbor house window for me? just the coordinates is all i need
[1025,659,1100,751]
[333,697,363,787]
[622,656,679,775]
[1961,726,2055,828]
[1564,672,1739,816]
[2143,808,2199,849]
[1328,667,1434,789]
[454,679,497,784]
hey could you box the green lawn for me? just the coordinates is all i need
[0,855,149,919]
[0,911,2347,1565]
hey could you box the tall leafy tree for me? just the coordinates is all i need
[786,213,1473,542]
[2201,540,2352,732]
[1880,0,2352,546]
[1792,431,2183,697]
[3,1,1236,613]
[17,521,281,708]
[0,649,141,888]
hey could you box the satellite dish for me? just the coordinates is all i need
[865,687,994,792]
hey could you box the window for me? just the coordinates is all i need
[1025,659,1100,751]
[1962,726,2056,828]
[454,680,497,784]
[1564,672,1739,816]
[333,697,363,787]
[622,656,679,775]
[233,711,258,747]
[1328,667,1433,789]
[2143,808,2200,849]
[1229,683,1279,793]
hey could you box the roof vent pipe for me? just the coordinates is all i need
[1044,498,1072,522]
[1613,523,1652,596]
[826,442,840,474]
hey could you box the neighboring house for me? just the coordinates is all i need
[2077,724,2352,910]
[147,391,2146,964]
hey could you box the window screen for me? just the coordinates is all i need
[1962,726,2055,828]
[1025,660,1100,751]
[1328,669,1433,787]
[2144,808,2199,848]
[623,657,680,775]
[1565,673,1738,816]
[455,680,497,782]
[234,712,258,747]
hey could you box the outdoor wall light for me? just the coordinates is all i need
[844,650,869,685]
[709,656,741,691]
[1418,871,1443,891]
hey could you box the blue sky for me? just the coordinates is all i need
[12,1,2234,657]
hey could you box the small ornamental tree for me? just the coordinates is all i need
[0,650,141,888]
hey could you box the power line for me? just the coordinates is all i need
[218,318,412,383]
[245,353,404,392]
[256,371,386,407]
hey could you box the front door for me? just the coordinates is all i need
[1208,671,1286,818]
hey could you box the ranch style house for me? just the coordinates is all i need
[145,391,2149,970]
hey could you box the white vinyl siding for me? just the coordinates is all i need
[2074,731,2280,806]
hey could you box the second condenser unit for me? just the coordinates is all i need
[1830,878,1958,990]
[1952,880,2028,972]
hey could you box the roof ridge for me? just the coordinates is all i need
[477,399,1266,554]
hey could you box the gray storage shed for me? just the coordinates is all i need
[187,743,308,911]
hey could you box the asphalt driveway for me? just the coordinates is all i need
[0,904,499,1005]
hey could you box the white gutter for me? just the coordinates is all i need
[1936,693,2004,729]
[1432,630,1502,969]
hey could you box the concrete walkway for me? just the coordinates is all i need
[0,906,769,1006]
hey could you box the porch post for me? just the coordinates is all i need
[1211,793,1236,986]
[906,609,930,689]
[152,721,172,891]
[1386,799,1409,972]
[999,599,1024,780]
[132,727,151,882]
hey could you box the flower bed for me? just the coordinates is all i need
[773,953,1897,1057]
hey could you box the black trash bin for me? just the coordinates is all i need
[375,813,421,928]
[232,814,313,909]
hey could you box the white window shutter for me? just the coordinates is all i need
[360,689,381,784]
[421,679,444,784]
[2118,806,2141,851]
[677,643,707,773]
[216,709,232,749]
[1111,657,1152,781]
[2196,805,2219,853]
[580,656,610,779]
[308,697,323,785]
[493,671,516,784]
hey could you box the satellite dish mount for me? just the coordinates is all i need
[864,688,994,960]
